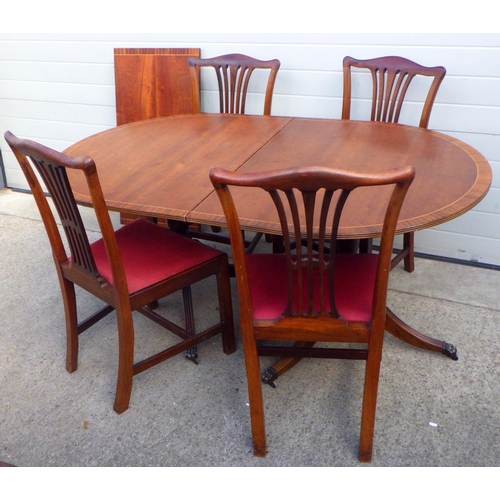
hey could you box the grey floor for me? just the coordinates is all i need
[1,188,499,467]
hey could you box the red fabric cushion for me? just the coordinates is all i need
[90,219,221,294]
[246,253,378,322]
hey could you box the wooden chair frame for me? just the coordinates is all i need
[342,55,446,273]
[188,52,281,250]
[210,164,414,462]
[5,131,235,414]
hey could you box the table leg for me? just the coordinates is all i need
[261,341,315,387]
[385,308,458,360]
[261,307,458,387]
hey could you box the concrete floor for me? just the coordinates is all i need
[1,188,499,467]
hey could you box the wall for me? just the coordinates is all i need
[0,33,499,265]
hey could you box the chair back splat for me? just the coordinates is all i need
[342,55,446,129]
[188,53,280,116]
[5,131,235,414]
[210,164,414,462]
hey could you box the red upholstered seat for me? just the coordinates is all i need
[247,253,378,323]
[91,219,221,294]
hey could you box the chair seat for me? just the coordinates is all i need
[91,219,222,294]
[247,253,378,322]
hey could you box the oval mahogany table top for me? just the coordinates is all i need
[64,113,492,240]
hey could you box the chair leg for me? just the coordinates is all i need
[390,232,415,273]
[182,286,199,364]
[359,238,373,254]
[403,232,415,273]
[216,256,236,355]
[242,335,267,456]
[60,278,79,373]
[113,306,135,414]
[358,340,384,462]
[270,234,286,253]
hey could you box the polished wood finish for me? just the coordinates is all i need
[5,130,235,414]
[210,164,414,461]
[65,114,292,221]
[114,48,200,125]
[63,114,492,359]
[188,53,280,116]
[114,47,200,226]
[65,115,490,237]
[191,118,490,238]
[342,55,446,128]
[342,55,446,272]
[187,53,280,244]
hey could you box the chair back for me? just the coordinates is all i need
[342,55,446,128]
[4,131,123,290]
[188,53,280,116]
[210,165,414,324]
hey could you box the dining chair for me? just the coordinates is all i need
[5,131,235,414]
[342,55,446,273]
[188,53,281,252]
[210,163,414,462]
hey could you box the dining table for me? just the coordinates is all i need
[64,113,492,383]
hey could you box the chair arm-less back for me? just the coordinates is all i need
[342,55,446,129]
[211,164,414,461]
[4,131,127,299]
[188,53,281,116]
[341,56,445,276]
[210,165,414,326]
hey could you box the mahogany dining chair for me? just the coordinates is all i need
[210,163,414,462]
[342,55,446,273]
[5,131,235,414]
[188,53,281,251]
